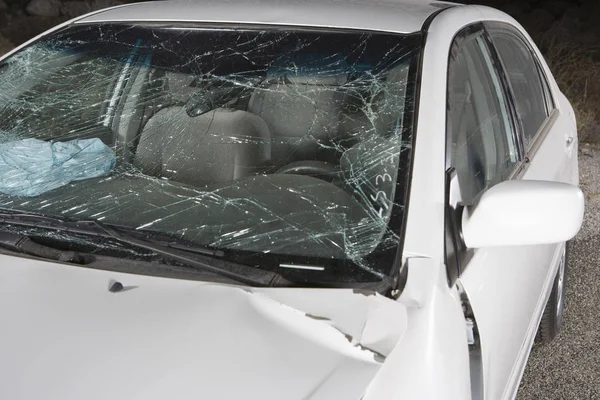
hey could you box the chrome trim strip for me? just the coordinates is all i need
[279,264,325,271]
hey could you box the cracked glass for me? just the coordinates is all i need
[0,24,421,286]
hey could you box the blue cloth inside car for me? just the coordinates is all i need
[0,137,116,197]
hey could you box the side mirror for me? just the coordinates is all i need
[462,180,584,248]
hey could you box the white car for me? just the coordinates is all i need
[0,1,584,399]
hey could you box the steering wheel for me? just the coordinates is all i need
[275,161,343,184]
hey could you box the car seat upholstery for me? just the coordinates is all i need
[163,71,199,104]
[247,56,349,167]
[335,63,409,255]
[339,63,409,144]
[134,106,271,187]
[119,70,199,161]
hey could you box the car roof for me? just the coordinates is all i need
[76,0,460,34]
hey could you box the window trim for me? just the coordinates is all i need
[483,22,557,161]
[444,22,561,285]
[444,23,524,285]
[444,23,522,199]
[0,23,425,291]
[480,27,525,162]
[444,24,486,285]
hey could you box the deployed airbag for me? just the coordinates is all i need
[0,138,116,197]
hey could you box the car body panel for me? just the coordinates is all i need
[460,97,578,399]
[0,253,409,400]
[364,257,471,400]
[405,5,580,400]
[76,0,457,34]
[460,243,564,400]
[0,2,582,399]
[0,253,473,400]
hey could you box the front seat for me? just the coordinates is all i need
[134,105,271,187]
[247,55,349,168]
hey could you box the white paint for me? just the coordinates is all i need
[0,2,584,399]
[258,288,408,357]
[0,254,402,400]
[364,257,471,400]
[462,180,584,248]
[75,0,454,34]
[402,5,582,400]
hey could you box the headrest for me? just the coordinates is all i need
[164,71,197,103]
[267,53,349,86]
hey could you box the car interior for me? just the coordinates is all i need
[0,40,411,259]
[104,55,410,220]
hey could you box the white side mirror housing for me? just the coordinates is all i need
[462,180,584,248]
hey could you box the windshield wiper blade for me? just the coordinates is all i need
[0,212,220,254]
[0,231,85,264]
[0,212,292,287]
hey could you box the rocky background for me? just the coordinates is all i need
[456,0,600,142]
[0,0,599,141]
[0,0,133,50]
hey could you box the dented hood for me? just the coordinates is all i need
[0,254,407,400]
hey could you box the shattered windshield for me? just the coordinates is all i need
[0,24,421,285]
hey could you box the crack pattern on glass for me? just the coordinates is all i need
[0,23,420,283]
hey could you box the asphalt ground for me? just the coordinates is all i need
[518,143,600,399]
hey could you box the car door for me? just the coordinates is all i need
[444,24,567,400]
[485,22,577,186]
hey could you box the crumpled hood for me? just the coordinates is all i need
[0,254,407,400]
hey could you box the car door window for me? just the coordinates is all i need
[487,26,553,149]
[447,28,518,204]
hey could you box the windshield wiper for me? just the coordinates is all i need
[0,231,85,264]
[0,212,292,287]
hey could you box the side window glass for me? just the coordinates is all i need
[538,63,555,111]
[488,29,552,149]
[448,30,518,205]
